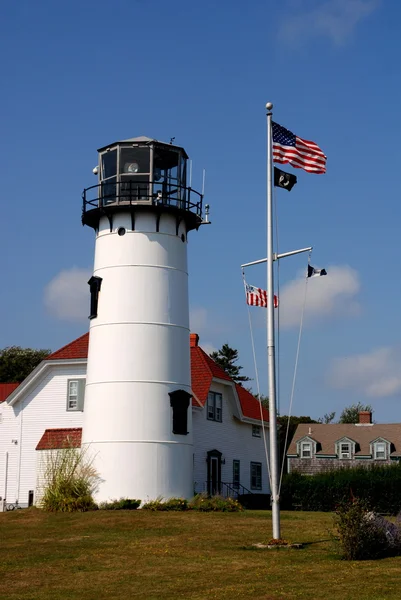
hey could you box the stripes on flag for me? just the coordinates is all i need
[272,121,327,174]
[245,282,278,308]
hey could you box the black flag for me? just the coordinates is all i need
[307,265,327,278]
[274,167,297,191]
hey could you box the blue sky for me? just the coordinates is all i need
[1,0,400,422]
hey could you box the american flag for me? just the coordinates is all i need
[272,122,327,174]
[245,283,278,308]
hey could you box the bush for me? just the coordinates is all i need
[189,494,243,512]
[142,497,188,511]
[281,464,401,514]
[140,494,244,512]
[98,498,141,511]
[39,443,99,512]
[334,499,401,560]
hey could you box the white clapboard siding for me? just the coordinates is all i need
[1,362,269,507]
[0,400,19,503]
[193,382,270,495]
[1,365,86,507]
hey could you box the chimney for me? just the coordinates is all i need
[190,333,199,348]
[359,411,372,424]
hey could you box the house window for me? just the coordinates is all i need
[340,443,351,459]
[88,276,102,320]
[67,379,85,412]
[301,442,312,458]
[374,442,386,460]
[252,425,261,438]
[169,389,191,435]
[233,460,240,488]
[207,392,222,422]
[250,462,262,490]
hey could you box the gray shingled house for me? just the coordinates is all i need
[286,411,401,475]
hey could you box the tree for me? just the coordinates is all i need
[0,346,51,383]
[209,344,251,384]
[339,402,373,424]
[318,411,336,424]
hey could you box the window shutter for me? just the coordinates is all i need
[77,379,86,411]
[88,276,102,320]
[169,390,191,435]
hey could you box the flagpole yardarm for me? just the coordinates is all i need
[266,102,281,540]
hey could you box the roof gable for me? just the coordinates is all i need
[335,436,357,445]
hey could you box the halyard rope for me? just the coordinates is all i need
[242,269,272,491]
[278,252,310,494]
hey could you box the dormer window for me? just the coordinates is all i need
[340,443,351,459]
[374,442,386,460]
[335,437,355,460]
[371,438,390,460]
[296,436,316,458]
[301,442,312,458]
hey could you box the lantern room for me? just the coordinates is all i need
[82,136,203,231]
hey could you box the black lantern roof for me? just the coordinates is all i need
[97,136,189,159]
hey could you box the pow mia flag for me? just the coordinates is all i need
[274,167,297,191]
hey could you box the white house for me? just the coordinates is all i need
[0,332,270,507]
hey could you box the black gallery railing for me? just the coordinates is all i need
[82,180,203,218]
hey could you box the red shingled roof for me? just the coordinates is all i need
[190,334,231,407]
[36,428,82,450]
[236,384,269,422]
[42,332,268,423]
[0,383,20,403]
[46,333,89,360]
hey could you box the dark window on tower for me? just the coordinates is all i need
[169,389,191,435]
[88,276,102,319]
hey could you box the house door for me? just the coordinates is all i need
[207,450,222,496]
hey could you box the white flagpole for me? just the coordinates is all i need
[266,102,281,540]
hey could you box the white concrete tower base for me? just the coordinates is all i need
[82,210,193,502]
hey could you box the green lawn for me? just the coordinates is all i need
[1,508,401,599]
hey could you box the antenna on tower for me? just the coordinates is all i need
[202,169,206,196]
[170,137,175,145]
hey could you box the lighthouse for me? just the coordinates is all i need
[81,136,204,502]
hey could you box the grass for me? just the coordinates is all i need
[1,509,401,599]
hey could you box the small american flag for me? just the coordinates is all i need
[272,122,326,174]
[245,283,278,308]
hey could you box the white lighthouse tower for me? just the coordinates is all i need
[81,137,205,502]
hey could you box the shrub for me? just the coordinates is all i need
[334,499,401,560]
[39,443,99,512]
[98,498,141,511]
[189,493,243,512]
[281,464,401,514]
[141,497,188,511]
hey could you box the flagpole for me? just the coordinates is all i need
[266,102,280,540]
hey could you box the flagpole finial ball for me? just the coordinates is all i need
[266,102,273,111]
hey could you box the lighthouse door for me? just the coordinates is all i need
[207,450,222,496]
